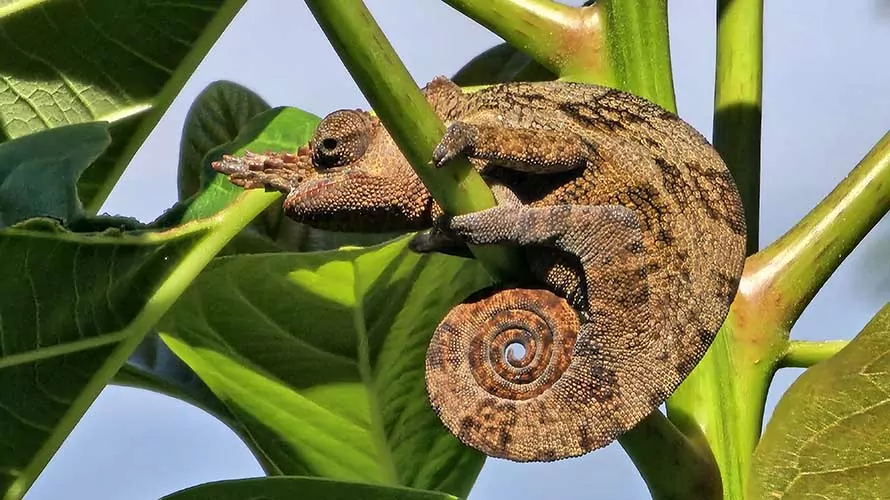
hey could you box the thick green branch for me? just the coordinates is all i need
[304,0,520,279]
[666,6,764,499]
[713,0,764,254]
[746,129,890,328]
[600,0,675,108]
[442,0,598,79]
[619,411,721,500]
[780,340,848,368]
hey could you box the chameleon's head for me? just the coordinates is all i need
[213,109,432,232]
[287,109,431,231]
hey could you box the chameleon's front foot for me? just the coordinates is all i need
[211,148,314,194]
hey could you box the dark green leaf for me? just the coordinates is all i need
[0,0,246,210]
[161,477,458,500]
[157,236,493,497]
[451,43,554,86]
[178,81,270,200]
[0,123,109,228]
[749,303,890,498]
[0,102,310,496]
[0,220,210,496]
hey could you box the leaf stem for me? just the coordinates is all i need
[779,340,848,368]
[744,129,890,328]
[441,0,600,80]
[618,411,722,500]
[599,0,675,108]
[713,0,764,254]
[304,0,521,279]
[667,4,764,498]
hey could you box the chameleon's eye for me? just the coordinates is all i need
[311,109,374,169]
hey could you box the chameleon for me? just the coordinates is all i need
[212,76,747,462]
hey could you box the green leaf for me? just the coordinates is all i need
[161,477,458,500]
[748,303,890,498]
[0,220,208,498]
[178,81,270,200]
[450,43,554,86]
[156,236,493,497]
[0,99,319,499]
[0,123,109,228]
[0,0,247,211]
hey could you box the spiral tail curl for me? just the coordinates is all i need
[426,287,617,462]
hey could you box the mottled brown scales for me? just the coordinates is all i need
[212,76,746,462]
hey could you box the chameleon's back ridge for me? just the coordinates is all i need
[212,77,747,462]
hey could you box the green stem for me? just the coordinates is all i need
[747,129,890,328]
[780,340,848,368]
[600,0,675,108]
[441,0,594,78]
[713,0,764,254]
[619,411,722,500]
[667,4,764,498]
[304,0,520,280]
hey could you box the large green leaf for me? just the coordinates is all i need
[0,219,207,499]
[749,303,890,498]
[0,123,109,228]
[0,0,247,211]
[0,104,319,500]
[161,477,457,500]
[156,236,493,498]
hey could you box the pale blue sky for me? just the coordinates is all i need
[26,1,890,499]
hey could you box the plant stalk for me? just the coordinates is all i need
[442,0,601,81]
[780,340,849,368]
[667,3,765,498]
[745,129,890,329]
[619,411,722,500]
[304,0,521,280]
[713,0,764,254]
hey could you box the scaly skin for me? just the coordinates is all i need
[213,77,746,462]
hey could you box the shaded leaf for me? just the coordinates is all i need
[749,303,890,499]
[0,101,315,499]
[0,123,109,228]
[156,236,493,497]
[0,219,209,496]
[118,332,232,419]
[178,81,270,200]
[161,476,457,500]
[451,43,554,87]
[0,0,246,210]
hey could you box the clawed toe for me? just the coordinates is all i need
[433,122,476,167]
